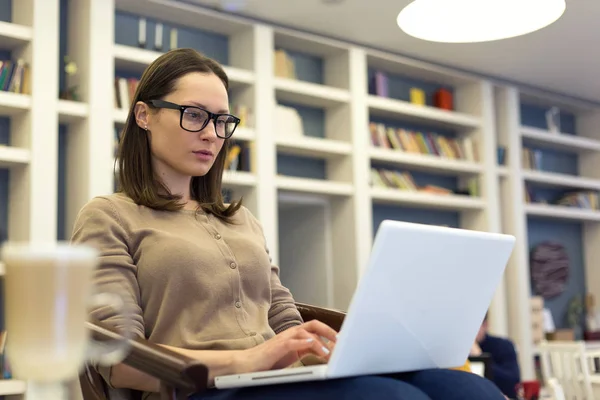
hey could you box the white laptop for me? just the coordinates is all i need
[214,220,515,389]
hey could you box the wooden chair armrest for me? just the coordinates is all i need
[295,302,346,332]
[86,320,208,394]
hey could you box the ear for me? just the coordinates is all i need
[134,101,150,130]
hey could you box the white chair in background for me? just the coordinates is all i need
[537,340,600,399]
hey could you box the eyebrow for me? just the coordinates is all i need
[185,101,229,114]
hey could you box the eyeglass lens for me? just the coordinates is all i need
[182,108,237,137]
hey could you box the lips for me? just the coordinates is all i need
[193,150,214,156]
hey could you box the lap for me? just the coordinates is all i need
[190,376,431,400]
[393,368,506,400]
[190,369,506,400]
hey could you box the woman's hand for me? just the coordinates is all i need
[236,320,338,373]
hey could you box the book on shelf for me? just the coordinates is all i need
[556,191,599,210]
[274,49,296,80]
[276,105,304,138]
[114,77,140,110]
[225,142,254,173]
[370,166,479,197]
[525,184,599,210]
[0,59,30,95]
[231,104,253,129]
[522,148,542,170]
[369,71,388,98]
[369,122,478,161]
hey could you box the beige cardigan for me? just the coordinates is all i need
[71,193,303,398]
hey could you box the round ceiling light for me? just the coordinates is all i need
[397,0,566,43]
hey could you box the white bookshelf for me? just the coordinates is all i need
[58,100,89,124]
[0,379,27,398]
[369,147,483,175]
[0,20,32,49]
[522,170,600,191]
[367,95,482,130]
[521,126,600,153]
[494,84,600,380]
[274,78,350,108]
[276,136,352,159]
[0,0,59,247]
[370,188,486,211]
[11,0,600,385]
[0,92,30,115]
[0,146,30,168]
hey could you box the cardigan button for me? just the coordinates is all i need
[215,233,222,240]
[230,262,237,269]
[235,301,241,308]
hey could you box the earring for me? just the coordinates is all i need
[144,126,148,131]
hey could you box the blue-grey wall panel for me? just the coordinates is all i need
[372,204,460,236]
[528,218,585,330]
[521,103,577,135]
[0,0,10,22]
[276,102,326,179]
[278,49,323,85]
[276,154,326,180]
[0,118,9,242]
[278,102,325,138]
[523,145,578,175]
[114,11,229,66]
[57,125,67,240]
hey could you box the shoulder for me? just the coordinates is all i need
[226,205,265,235]
[482,335,517,353]
[74,193,134,227]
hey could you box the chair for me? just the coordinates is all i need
[79,302,345,400]
[536,340,600,400]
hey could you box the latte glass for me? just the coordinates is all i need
[1,242,132,399]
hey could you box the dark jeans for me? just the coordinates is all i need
[189,369,506,400]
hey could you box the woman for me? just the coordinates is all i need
[71,48,505,400]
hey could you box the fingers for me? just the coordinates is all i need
[294,328,332,358]
[301,319,338,343]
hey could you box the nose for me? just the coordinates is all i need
[201,120,218,142]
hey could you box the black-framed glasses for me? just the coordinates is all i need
[147,99,240,139]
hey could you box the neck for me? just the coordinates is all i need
[153,161,193,207]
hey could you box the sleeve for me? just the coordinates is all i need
[70,197,145,386]
[486,338,521,397]
[243,207,303,333]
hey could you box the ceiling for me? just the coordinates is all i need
[187,0,600,104]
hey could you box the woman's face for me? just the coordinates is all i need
[139,72,229,181]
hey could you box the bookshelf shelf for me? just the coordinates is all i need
[0,21,32,50]
[58,100,89,124]
[231,127,255,142]
[524,203,600,222]
[113,44,255,88]
[0,92,31,115]
[274,78,350,108]
[369,147,482,175]
[370,187,485,211]
[497,166,509,177]
[276,176,353,197]
[520,126,600,153]
[522,169,600,191]
[0,379,27,395]
[223,170,256,188]
[276,136,352,159]
[367,95,481,130]
[0,146,30,168]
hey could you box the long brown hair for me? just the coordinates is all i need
[116,48,242,223]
